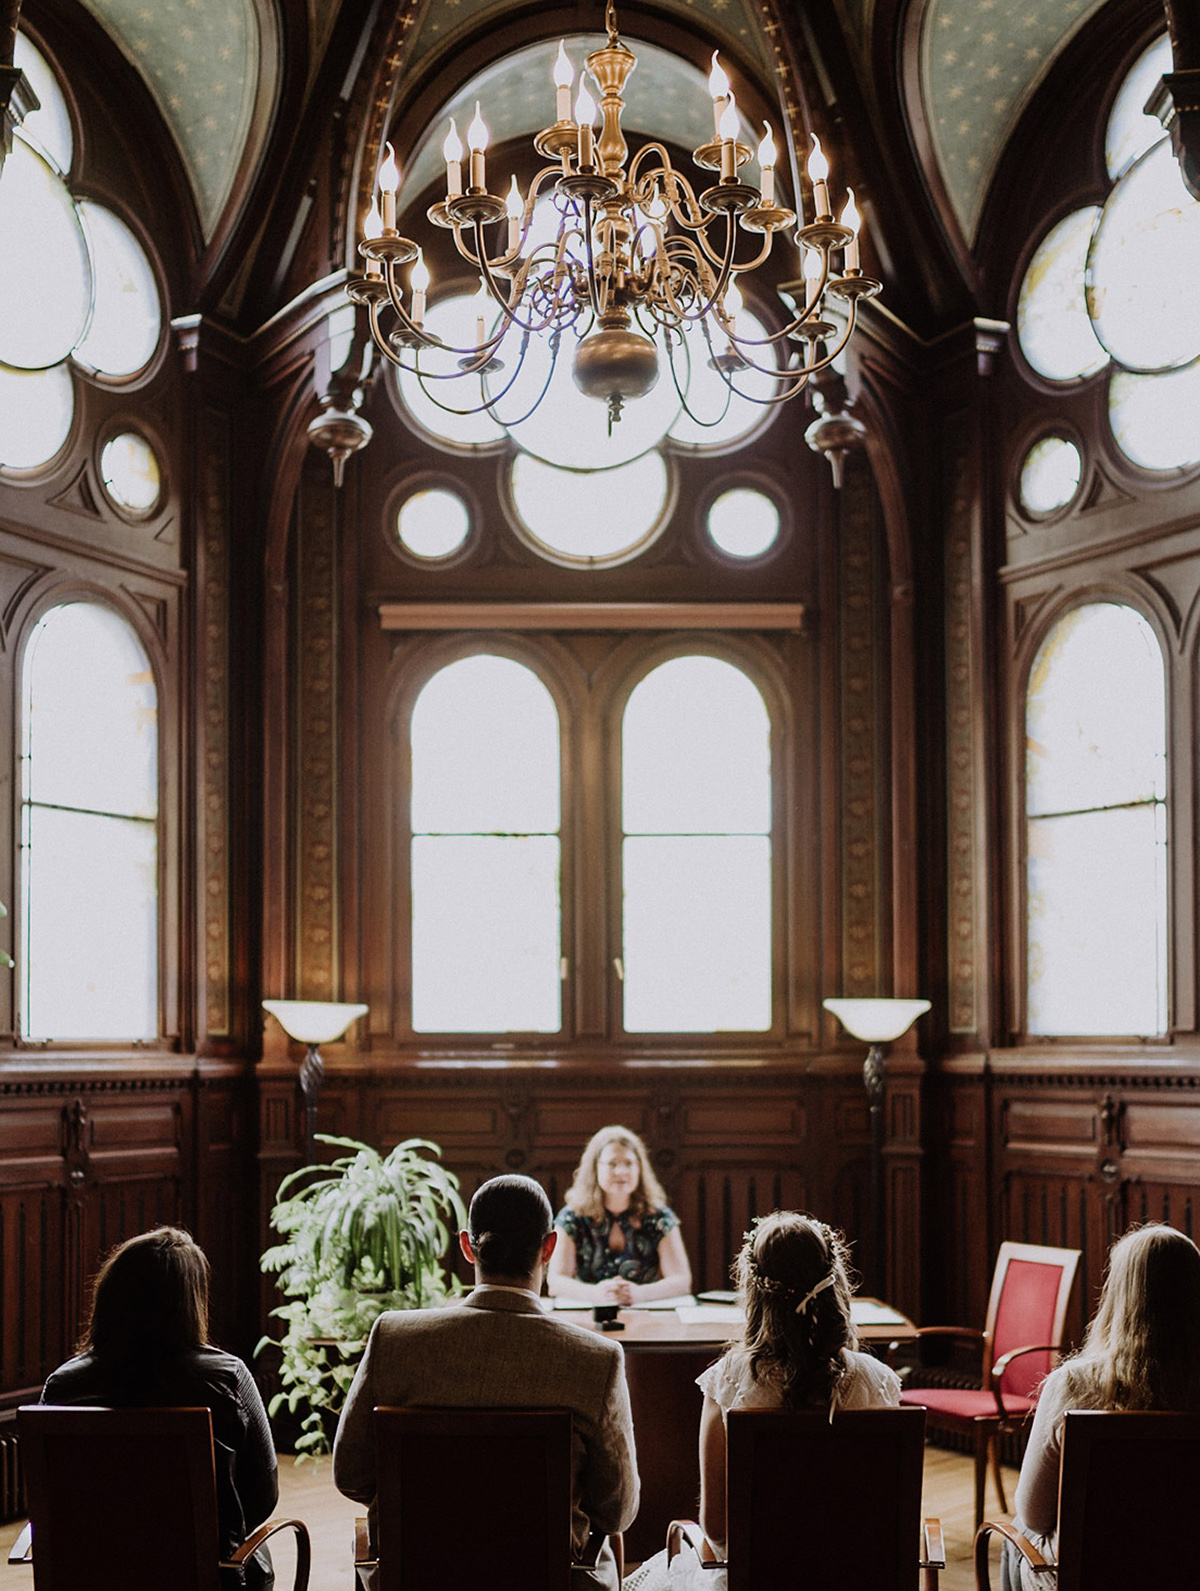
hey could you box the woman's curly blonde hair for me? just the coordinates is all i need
[563,1125,669,1224]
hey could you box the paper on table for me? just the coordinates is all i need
[850,1299,907,1325]
[676,1304,746,1325]
[549,1294,697,1311]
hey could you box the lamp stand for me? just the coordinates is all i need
[299,1043,324,1162]
[863,1042,887,1296]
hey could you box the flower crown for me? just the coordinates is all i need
[743,1218,839,1316]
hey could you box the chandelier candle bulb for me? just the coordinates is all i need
[807,134,830,219]
[709,52,731,138]
[804,245,822,307]
[442,119,463,198]
[379,142,399,231]
[474,277,488,347]
[554,41,574,122]
[506,176,523,252]
[467,103,488,191]
[841,187,861,270]
[363,196,383,278]
[576,85,597,168]
[410,251,429,325]
[758,122,777,206]
[719,94,739,181]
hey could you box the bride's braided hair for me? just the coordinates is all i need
[733,1211,857,1410]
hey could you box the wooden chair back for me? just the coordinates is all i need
[1054,1410,1200,1590]
[983,1241,1079,1397]
[373,1406,574,1591]
[18,1405,222,1591]
[724,1406,927,1591]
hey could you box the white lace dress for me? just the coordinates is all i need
[622,1349,901,1591]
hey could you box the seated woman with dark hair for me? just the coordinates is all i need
[1002,1222,1200,1591]
[42,1226,278,1589]
[547,1125,692,1305]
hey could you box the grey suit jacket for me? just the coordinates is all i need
[332,1286,639,1555]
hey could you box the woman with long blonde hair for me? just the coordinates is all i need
[1004,1223,1200,1590]
[623,1210,900,1591]
[547,1125,692,1305]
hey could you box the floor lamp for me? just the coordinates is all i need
[823,997,930,1293]
[262,999,369,1161]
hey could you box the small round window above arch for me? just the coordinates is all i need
[1018,436,1083,517]
[100,431,163,515]
[705,485,782,559]
[395,485,472,561]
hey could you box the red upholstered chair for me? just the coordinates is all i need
[896,1240,1079,1528]
[974,1410,1200,1589]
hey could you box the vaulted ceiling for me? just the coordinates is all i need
[73,0,1137,247]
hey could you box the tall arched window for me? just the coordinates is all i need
[621,656,772,1033]
[1025,602,1167,1036]
[410,654,562,1032]
[21,603,159,1039]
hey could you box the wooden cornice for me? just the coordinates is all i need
[377,601,805,631]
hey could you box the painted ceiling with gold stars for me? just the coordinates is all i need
[75,0,1116,250]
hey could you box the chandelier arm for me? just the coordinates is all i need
[724,305,863,400]
[486,327,566,429]
[581,196,606,319]
[731,231,775,274]
[661,325,738,431]
[370,285,440,356]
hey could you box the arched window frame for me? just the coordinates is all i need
[1011,590,1172,1042]
[14,587,174,1049]
[382,629,793,1048]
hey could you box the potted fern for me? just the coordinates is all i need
[260,1133,467,1456]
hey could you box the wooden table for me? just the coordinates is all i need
[569,1299,916,1561]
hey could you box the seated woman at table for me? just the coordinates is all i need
[41,1226,278,1590]
[624,1209,900,1591]
[1001,1222,1200,1591]
[547,1124,692,1305]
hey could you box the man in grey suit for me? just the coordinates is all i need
[333,1173,639,1589]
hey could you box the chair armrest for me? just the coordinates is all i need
[987,1344,1058,1417]
[666,1520,725,1568]
[888,1325,986,1374]
[578,1529,623,1574]
[224,1517,311,1591]
[354,1517,373,1568]
[7,1522,32,1564]
[974,1519,1053,1588]
[922,1517,946,1568]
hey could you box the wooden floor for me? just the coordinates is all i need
[0,1444,1015,1589]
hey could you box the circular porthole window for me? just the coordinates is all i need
[99,431,161,514]
[706,487,781,558]
[396,486,471,560]
[1018,436,1083,516]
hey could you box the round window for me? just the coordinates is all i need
[706,487,781,557]
[1019,437,1083,515]
[100,432,162,513]
[396,487,471,559]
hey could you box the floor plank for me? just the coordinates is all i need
[0,1443,1014,1590]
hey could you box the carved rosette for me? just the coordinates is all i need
[840,457,882,994]
[296,464,338,998]
[944,413,978,1034]
[200,410,232,1037]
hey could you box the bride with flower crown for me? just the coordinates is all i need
[622,1211,901,1591]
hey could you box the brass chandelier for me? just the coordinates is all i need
[347,3,880,433]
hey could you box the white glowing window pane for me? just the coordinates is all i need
[1017,209,1107,383]
[1027,604,1165,818]
[668,310,778,447]
[100,432,162,512]
[510,450,668,562]
[411,836,561,1031]
[411,655,559,835]
[1087,141,1200,373]
[0,363,74,470]
[14,34,73,174]
[22,805,157,1040]
[707,487,780,556]
[624,657,771,834]
[1106,34,1173,180]
[1019,437,1082,515]
[396,295,505,447]
[0,140,91,371]
[24,604,158,819]
[74,204,162,377]
[1109,360,1200,471]
[397,488,470,558]
[495,313,682,470]
[622,835,771,1031]
[1027,804,1167,1037]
